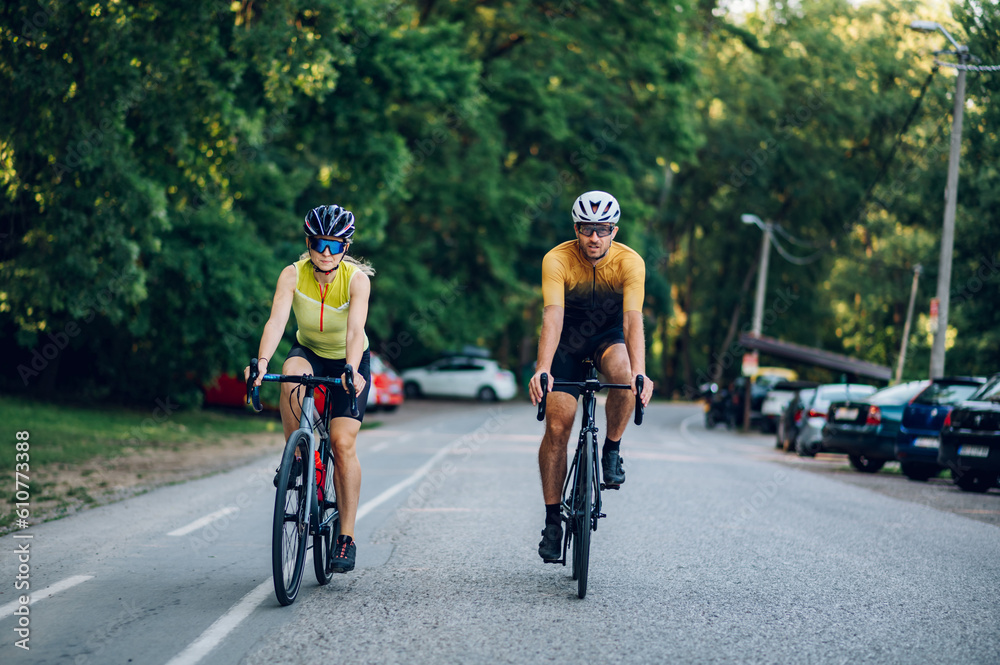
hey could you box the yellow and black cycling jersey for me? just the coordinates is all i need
[291,258,370,359]
[541,240,645,334]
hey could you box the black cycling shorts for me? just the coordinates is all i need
[549,326,625,399]
[285,343,371,422]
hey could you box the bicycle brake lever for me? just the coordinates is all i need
[634,375,644,426]
[536,372,548,421]
[344,363,359,418]
[247,358,263,413]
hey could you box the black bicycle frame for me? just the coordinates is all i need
[535,360,644,565]
[246,358,356,535]
[562,367,603,536]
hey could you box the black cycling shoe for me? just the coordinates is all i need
[272,458,303,490]
[538,523,562,562]
[601,449,626,488]
[328,536,356,573]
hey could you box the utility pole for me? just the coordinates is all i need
[752,222,772,338]
[895,264,922,384]
[909,20,972,379]
[740,214,771,432]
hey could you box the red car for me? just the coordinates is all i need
[205,352,403,414]
[312,353,402,414]
[370,352,404,412]
[203,373,279,411]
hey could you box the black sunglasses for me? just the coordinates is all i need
[576,223,615,238]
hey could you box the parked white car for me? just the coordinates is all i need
[761,380,817,434]
[401,356,517,401]
[761,387,796,433]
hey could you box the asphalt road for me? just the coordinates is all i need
[2,400,998,664]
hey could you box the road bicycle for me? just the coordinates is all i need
[246,358,358,606]
[536,359,644,599]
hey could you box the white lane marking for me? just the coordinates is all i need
[680,413,702,446]
[0,575,94,619]
[167,431,461,665]
[369,432,415,453]
[167,507,240,537]
[163,580,272,665]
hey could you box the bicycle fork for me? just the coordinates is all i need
[559,430,605,564]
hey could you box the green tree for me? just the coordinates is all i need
[662,0,952,393]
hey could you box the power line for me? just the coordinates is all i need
[772,222,821,249]
[934,59,1000,72]
[768,230,826,265]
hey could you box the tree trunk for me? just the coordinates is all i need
[711,256,759,386]
[680,218,696,393]
[659,315,673,397]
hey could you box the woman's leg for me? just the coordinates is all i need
[328,417,363,538]
[279,356,314,441]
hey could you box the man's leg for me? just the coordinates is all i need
[537,392,577,560]
[597,343,633,486]
[539,392,578,503]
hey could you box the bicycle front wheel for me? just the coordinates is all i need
[572,432,593,599]
[272,431,311,606]
[313,442,339,586]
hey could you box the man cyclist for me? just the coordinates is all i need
[528,190,653,562]
[244,204,373,573]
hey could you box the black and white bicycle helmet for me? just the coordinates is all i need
[303,204,356,240]
[571,191,620,225]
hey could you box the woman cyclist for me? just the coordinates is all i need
[245,204,373,573]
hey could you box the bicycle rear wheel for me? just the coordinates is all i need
[572,432,593,599]
[313,442,340,585]
[272,431,311,606]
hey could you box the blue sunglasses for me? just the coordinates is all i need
[309,237,347,254]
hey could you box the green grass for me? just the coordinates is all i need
[1,395,381,532]
[1,396,380,475]
[0,395,281,475]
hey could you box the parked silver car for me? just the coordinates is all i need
[795,383,878,457]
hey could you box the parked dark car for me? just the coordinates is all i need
[938,373,1000,493]
[773,382,819,451]
[795,383,878,457]
[895,376,987,481]
[822,380,930,472]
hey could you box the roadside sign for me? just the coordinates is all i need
[930,297,939,331]
[741,351,759,377]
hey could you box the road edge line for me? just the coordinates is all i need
[0,575,94,619]
[168,507,240,537]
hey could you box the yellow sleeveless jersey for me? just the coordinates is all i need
[291,258,369,359]
[541,240,645,333]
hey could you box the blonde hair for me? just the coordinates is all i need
[299,246,376,276]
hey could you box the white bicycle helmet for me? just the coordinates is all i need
[571,191,620,224]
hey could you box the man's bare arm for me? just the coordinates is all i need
[623,310,653,405]
[530,305,565,405]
